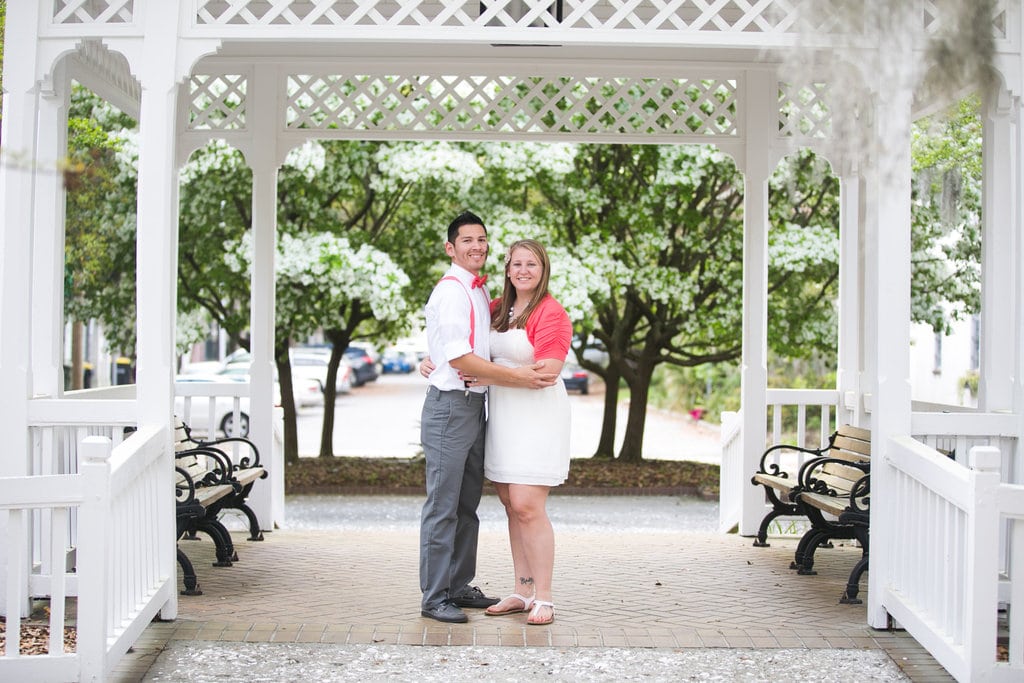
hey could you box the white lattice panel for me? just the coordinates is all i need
[193,0,806,32]
[284,73,738,137]
[188,74,248,130]
[190,0,1005,35]
[52,0,134,24]
[777,81,831,140]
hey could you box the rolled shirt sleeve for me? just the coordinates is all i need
[424,269,491,392]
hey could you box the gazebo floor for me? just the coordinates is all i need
[112,521,955,681]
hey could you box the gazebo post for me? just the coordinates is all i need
[737,71,774,537]
[30,64,70,399]
[126,1,190,621]
[979,88,1018,418]
[836,167,865,431]
[0,0,45,620]
[243,63,284,531]
[866,88,914,629]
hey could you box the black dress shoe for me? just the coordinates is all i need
[421,601,468,623]
[451,585,500,608]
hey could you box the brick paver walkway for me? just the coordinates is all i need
[114,527,954,681]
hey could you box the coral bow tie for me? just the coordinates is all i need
[471,274,488,289]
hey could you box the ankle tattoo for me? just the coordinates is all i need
[519,576,534,587]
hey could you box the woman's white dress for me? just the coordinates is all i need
[484,329,571,486]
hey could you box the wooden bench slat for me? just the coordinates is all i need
[831,435,871,459]
[835,424,871,442]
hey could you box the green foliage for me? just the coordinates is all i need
[647,362,741,421]
[910,95,982,334]
[767,150,840,360]
[64,88,138,354]
[177,141,253,344]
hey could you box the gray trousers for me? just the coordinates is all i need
[419,386,486,610]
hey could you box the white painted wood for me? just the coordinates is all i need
[867,84,914,629]
[737,70,772,537]
[0,0,45,621]
[30,68,70,399]
[241,63,286,531]
[717,410,742,533]
[836,171,864,429]
[981,91,1018,414]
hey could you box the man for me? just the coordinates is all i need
[419,210,557,623]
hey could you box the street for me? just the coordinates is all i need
[295,371,721,463]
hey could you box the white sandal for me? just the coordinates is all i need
[485,593,534,616]
[527,600,555,626]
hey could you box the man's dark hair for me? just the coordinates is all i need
[447,210,486,243]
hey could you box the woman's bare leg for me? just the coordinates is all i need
[506,484,554,624]
[486,482,535,614]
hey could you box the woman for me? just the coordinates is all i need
[461,239,573,626]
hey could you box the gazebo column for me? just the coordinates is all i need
[31,66,71,398]
[127,3,187,620]
[865,89,914,629]
[0,2,41,477]
[737,72,773,536]
[244,65,283,531]
[134,89,179,426]
[0,2,44,619]
[835,166,865,429]
[979,90,1018,421]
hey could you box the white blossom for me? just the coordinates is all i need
[283,140,327,182]
[372,142,483,194]
[180,140,246,184]
[769,223,839,272]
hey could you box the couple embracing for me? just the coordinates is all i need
[419,211,572,627]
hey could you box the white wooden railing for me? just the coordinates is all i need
[719,389,842,535]
[0,425,175,681]
[882,437,1024,683]
[718,410,743,533]
[23,389,137,601]
[912,408,1020,481]
[766,388,840,450]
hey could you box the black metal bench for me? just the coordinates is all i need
[750,424,871,547]
[175,418,268,542]
[175,450,237,596]
[792,465,870,604]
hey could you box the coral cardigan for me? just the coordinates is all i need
[490,294,572,361]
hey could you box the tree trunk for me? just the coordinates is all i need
[319,331,352,457]
[618,362,655,463]
[275,349,300,465]
[593,368,619,459]
[70,320,84,390]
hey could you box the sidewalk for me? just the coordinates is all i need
[116,496,953,682]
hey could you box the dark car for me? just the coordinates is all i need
[380,348,414,374]
[344,345,379,386]
[561,362,589,394]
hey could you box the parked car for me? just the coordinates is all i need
[572,334,609,368]
[289,351,353,395]
[380,348,414,374]
[344,345,379,386]
[561,362,590,394]
[174,374,252,438]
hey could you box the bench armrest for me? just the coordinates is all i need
[754,444,828,477]
[797,456,870,495]
[175,447,234,487]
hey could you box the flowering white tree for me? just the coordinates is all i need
[225,230,410,459]
[475,142,841,461]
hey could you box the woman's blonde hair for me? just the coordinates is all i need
[491,239,551,332]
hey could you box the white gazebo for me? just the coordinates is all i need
[2,2,1023,681]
